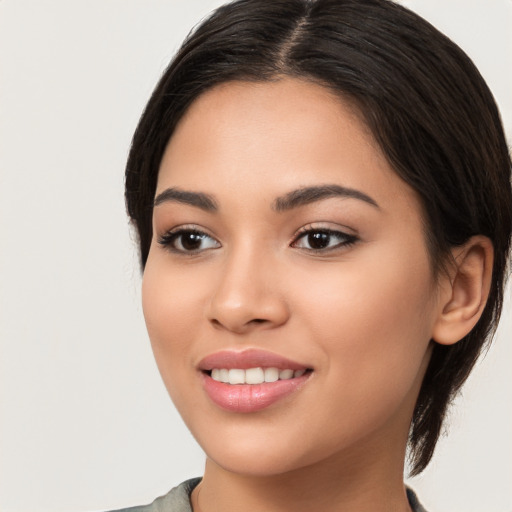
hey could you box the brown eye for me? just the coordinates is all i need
[307,231,331,250]
[180,232,207,251]
[292,229,357,252]
[158,229,221,253]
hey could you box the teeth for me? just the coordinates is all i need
[264,367,279,382]
[228,369,245,385]
[210,367,308,384]
[245,367,265,384]
[279,369,294,380]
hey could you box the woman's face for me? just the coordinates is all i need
[142,79,443,476]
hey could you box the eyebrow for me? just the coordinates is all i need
[153,184,379,213]
[272,184,379,211]
[153,187,218,212]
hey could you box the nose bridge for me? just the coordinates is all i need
[207,238,288,332]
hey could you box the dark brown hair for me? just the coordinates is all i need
[125,0,512,474]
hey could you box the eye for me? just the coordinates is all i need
[292,227,357,252]
[158,227,221,254]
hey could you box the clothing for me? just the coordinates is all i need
[111,478,427,512]
[111,478,201,512]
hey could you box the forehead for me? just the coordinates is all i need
[157,78,419,215]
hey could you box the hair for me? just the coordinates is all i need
[125,0,512,475]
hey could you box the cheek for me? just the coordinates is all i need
[141,257,212,425]
[141,254,206,381]
[291,249,435,411]
[142,251,209,337]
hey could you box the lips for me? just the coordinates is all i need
[199,348,310,371]
[198,349,313,413]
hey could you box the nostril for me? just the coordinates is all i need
[209,316,269,333]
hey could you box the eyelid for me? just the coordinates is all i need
[158,223,213,234]
[292,222,357,239]
[290,223,359,252]
[157,224,221,254]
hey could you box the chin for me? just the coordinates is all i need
[207,447,310,477]
[194,423,338,478]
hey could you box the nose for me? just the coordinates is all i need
[206,247,290,334]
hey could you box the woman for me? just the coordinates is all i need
[117,0,511,510]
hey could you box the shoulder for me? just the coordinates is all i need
[109,477,202,512]
[109,479,424,512]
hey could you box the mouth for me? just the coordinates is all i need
[206,367,309,384]
[198,349,313,413]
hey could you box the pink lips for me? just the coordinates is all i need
[199,349,312,413]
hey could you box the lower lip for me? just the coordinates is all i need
[202,372,311,413]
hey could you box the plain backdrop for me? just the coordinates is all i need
[0,1,511,511]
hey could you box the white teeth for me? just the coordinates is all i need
[264,367,279,382]
[279,369,294,380]
[228,369,245,385]
[209,367,308,384]
[245,367,265,384]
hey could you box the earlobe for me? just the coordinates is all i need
[432,236,494,346]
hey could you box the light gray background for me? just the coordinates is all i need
[0,1,511,511]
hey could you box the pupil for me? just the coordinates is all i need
[182,233,203,251]
[308,231,330,249]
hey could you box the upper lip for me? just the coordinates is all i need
[198,349,310,371]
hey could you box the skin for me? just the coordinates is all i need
[141,78,490,512]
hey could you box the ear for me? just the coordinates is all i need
[432,236,494,345]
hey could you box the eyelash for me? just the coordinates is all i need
[291,226,358,253]
[157,225,358,255]
[157,226,220,254]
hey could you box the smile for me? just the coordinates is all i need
[210,367,306,385]
[199,349,313,413]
